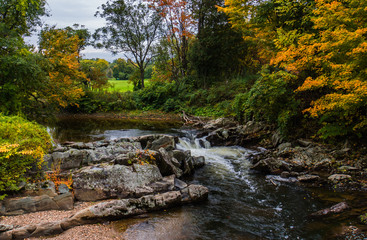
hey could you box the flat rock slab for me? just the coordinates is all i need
[297,174,320,182]
[0,193,73,216]
[328,174,352,182]
[0,185,209,240]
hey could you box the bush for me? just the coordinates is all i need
[0,114,52,198]
[65,90,136,113]
[243,66,301,136]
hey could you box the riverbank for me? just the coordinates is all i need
[57,110,183,121]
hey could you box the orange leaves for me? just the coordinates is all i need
[149,0,195,38]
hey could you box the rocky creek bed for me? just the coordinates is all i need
[1,116,367,239]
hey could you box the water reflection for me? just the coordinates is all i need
[47,115,183,143]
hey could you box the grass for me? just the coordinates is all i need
[108,79,150,92]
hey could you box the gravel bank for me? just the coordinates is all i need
[0,202,122,240]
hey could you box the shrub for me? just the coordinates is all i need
[65,90,136,113]
[243,67,301,137]
[0,114,52,198]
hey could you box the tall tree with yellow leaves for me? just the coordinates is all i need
[39,26,87,108]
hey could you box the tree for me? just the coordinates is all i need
[0,0,48,115]
[148,0,196,80]
[110,58,134,80]
[272,0,367,138]
[39,26,87,108]
[64,24,91,58]
[80,59,110,90]
[94,0,162,89]
[189,0,248,88]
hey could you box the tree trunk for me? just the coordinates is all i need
[140,68,145,89]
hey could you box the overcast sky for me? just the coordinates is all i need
[26,0,123,62]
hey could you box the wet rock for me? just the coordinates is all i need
[151,136,176,151]
[172,150,187,165]
[328,174,352,182]
[251,158,290,174]
[192,156,205,168]
[310,202,350,218]
[297,174,320,182]
[174,178,188,190]
[334,226,367,240]
[52,146,68,152]
[156,148,183,178]
[72,164,162,201]
[181,185,209,203]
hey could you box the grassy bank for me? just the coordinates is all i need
[108,79,151,92]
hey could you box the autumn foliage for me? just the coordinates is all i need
[39,27,87,108]
[0,114,52,198]
[221,0,367,139]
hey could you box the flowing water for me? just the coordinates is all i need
[49,116,367,240]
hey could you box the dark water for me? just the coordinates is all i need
[49,116,367,240]
[47,115,183,143]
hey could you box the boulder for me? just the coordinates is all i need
[72,164,163,201]
[203,118,237,130]
[328,174,352,183]
[151,136,176,151]
[51,149,87,170]
[277,142,292,152]
[134,135,176,151]
[156,148,183,178]
[251,158,290,174]
[310,202,350,218]
[313,158,333,171]
[297,174,320,182]
[192,156,205,168]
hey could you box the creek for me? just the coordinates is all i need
[48,116,366,240]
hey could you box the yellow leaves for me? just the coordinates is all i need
[40,28,87,108]
[0,144,20,153]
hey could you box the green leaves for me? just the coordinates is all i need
[0,114,52,196]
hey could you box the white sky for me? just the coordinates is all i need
[26,0,123,62]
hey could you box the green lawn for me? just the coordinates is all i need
[108,79,150,92]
